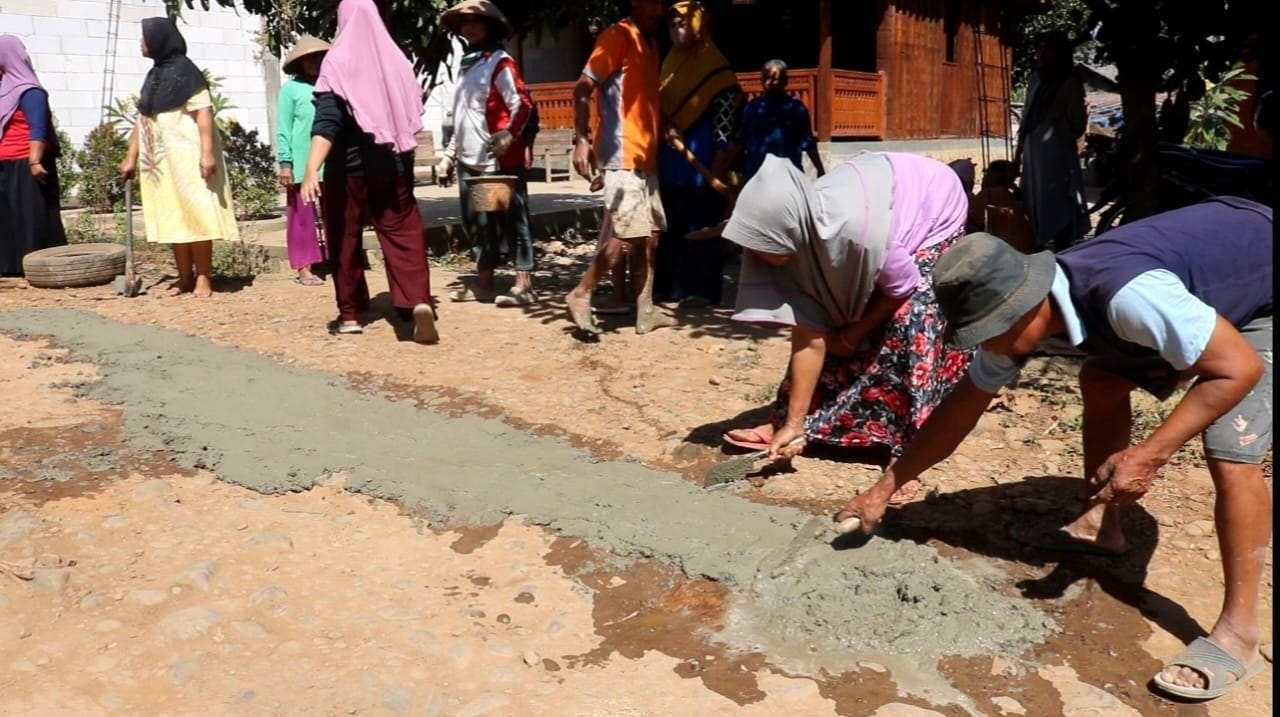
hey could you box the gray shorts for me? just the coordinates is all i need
[1084,314,1272,464]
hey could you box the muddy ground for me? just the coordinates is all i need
[0,241,1271,717]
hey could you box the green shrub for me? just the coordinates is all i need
[211,240,272,278]
[78,123,129,213]
[222,121,281,219]
[51,117,80,204]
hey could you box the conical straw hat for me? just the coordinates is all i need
[441,0,514,38]
[283,35,331,75]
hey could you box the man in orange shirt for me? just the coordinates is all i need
[564,0,676,336]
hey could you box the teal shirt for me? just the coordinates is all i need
[277,78,321,177]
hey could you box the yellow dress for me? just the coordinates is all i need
[136,89,239,244]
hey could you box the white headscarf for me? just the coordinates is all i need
[722,153,895,329]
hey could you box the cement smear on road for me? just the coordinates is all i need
[0,309,1056,702]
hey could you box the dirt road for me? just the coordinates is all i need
[0,253,1271,717]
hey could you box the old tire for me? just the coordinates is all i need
[22,243,127,289]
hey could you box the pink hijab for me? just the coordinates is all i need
[315,0,423,153]
[0,35,44,132]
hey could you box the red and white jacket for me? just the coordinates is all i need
[446,48,532,172]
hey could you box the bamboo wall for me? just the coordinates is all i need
[878,0,1012,140]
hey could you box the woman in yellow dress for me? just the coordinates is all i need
[120,17,237,298]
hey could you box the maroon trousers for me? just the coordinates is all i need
[323,170,432,321]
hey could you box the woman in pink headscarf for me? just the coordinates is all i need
[299,0,438,344]
[0,35,66,276]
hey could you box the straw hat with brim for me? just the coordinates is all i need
[933,232,1058,349]
[441,0,514,38]
[283,35,331,75]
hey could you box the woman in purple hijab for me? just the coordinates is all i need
[0,35,66,276]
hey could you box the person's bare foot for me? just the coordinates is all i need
[166,281,194,297]
[565,290,599,334]
[635,304,676,335]
[193,276,213,299]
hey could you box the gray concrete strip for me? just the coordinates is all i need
[0,308,1055,707]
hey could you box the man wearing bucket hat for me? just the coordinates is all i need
[836,197,1272,701]
[278,35,331,287]
[436,0,538,308]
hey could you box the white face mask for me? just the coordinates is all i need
[669,25,694,48]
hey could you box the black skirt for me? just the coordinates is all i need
[0,156,67,276]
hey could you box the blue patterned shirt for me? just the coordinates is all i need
[735,94,816,182]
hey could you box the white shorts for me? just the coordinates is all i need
[602,169,666,240]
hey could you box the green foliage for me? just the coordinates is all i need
[52,118,80,204]
[1012,0,1097,92]
[65,211,109,244]
[211,240,273,278]
[1184,62,1256,151]
[78,123,130,213]
[162,0,622,90]
[222,121,281,219]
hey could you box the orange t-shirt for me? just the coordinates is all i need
[582,19,660,175]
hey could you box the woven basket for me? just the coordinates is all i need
[464,174,517,212]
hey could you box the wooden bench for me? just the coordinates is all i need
[534,128,575,183]
[413,131,440,185]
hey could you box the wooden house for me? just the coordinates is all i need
[520,0,1033,143]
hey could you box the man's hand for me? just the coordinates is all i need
[488,129,514,157]
[200,153,216,180]
[278,166,295,188]
[29,162,48,184]
[1088,445,1166,505]
[300,170,322,204]
[434,155,455,187]
[572,137,595,181]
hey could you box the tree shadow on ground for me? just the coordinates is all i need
[444,249,780,343]
[844,475,1207,648]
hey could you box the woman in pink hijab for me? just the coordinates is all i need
[300,0,438,343]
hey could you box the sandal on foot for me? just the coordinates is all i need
[412,303,439,344]
[1010,524,1127,557]
[723,427,774,451]
[449,286,495,302]
[1151,637,1265,700]
[334,320,363,335]
[495,287,538,307]
[295,274,325,286]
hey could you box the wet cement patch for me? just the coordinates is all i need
[0,308,1056,702]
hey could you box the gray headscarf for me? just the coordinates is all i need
[722,153,895,330]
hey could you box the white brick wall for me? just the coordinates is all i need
[2,0,271,148]
[4,0,453,156]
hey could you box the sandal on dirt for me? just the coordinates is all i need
[449,286,495,303]
[1151,637,1266,700]
[495,287,539,307]
[1010,524,1127,557]
[723,426,774,451]
[295,274,325,286]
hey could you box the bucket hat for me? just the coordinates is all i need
[441,0,514,38]
[933,232,1058,349]
[283,35,331,76]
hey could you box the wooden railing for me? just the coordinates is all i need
[526,67,883,139]
[830,70,885,139]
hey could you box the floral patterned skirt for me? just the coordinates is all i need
[770,230,973,455]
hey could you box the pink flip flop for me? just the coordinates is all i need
[722,427,774,451]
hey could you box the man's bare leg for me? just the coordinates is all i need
[1060,364,1135,552]
[634,232,676,335]
[566,235,629,333]
[1158,458,1269,691]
